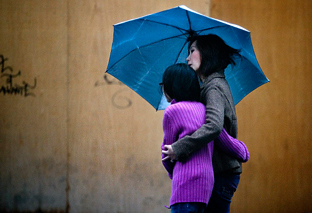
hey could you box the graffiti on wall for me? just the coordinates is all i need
[0,55,37,97]
[95,74,132,109]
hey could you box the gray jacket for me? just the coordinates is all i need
[172,70,242,174]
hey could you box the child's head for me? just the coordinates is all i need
[161,63,200,102]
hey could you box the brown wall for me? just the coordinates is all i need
[0,0,311,212]
[210,0,312,212]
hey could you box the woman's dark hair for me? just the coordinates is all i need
[161,63,200,102]
[188,34,241,77]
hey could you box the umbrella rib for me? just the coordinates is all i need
[196,25,229,35]
[141,11,227,35]
[174,39,188,64]
[142,19,190,34]
[142,12,231,37]
[140,19,230,37]
[106,33,190,72]
[186,10,193,34]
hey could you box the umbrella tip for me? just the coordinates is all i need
[187,30,198,42]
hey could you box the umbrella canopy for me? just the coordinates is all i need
[106,5,269,110]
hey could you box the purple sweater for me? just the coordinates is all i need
[161,100,249,206]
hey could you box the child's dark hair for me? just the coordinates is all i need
[188,34,241,77]
[161,63,200,102]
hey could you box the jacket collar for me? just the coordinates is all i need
[201,70,225,86]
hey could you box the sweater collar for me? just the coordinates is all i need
[171,99,177,105]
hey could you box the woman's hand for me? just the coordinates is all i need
[161,145,177,162]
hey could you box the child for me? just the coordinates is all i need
[160,63,249,213]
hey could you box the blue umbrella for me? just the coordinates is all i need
[106,5,269,110]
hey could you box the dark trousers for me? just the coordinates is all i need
[205,174,240,213]
[171,202,206,213]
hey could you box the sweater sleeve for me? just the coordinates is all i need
[161,107,178,179]
[216,128,250,162]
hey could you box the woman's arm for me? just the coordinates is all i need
[216,128,250,162]
[171,87,224,162]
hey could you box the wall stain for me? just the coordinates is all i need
[95,74,132,109]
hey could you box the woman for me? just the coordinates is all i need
[160,63,249,213]
[162,34,242,213]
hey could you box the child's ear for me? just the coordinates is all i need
[164,91,172,102]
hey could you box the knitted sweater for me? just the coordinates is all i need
[161,100,249,206]
[161,100,212,206]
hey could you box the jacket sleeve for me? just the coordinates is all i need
[216,128,250,162]
[172,87,224,162]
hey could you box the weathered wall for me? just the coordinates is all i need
[0,0,68,211]
[0,0,311,212]
[0,0,206,212]
[210,0,312,212]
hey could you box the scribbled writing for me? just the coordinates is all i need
[95,74,132,109]
[0,55,37,97]
[95,74,124,86]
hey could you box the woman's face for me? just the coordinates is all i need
[186,41,201,72]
